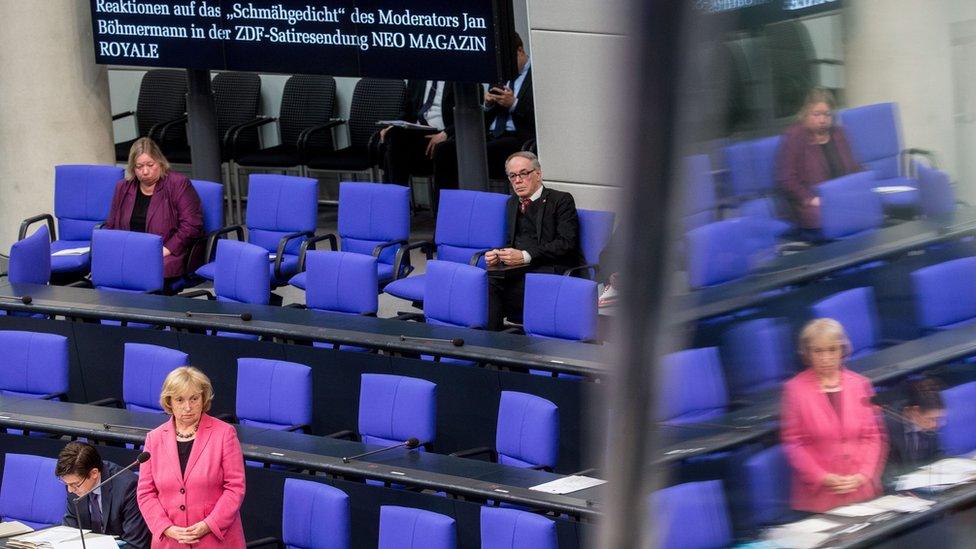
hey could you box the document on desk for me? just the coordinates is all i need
[896,470,975,491]
[826,503,888,518]
[762,529,832,549]
[51,247,90,257]
[872,186,916,194]
[7,525,117,549]
[921,457,976,476]
[0,521,33,538]
[529,475,606,494]
[868,494,934,513]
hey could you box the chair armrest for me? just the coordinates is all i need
[371,239,408,258]
[284,424,309,433]
[225,116,278,159]
[88,397,123,408]
[879,338,905,347]
[19,213,56,242]
[904,148,939,174]
[275,231,315,280]
[395,312,424,321]
[297,118,346,161]
[245,537,283,549]
[204,225,247,264]
[41,392,67,401]
[468,248,492,266]
[284,303,306,309]
[148,114,188,145]
[527,464,553,472]
[297,233,338,271]
[449,446,498,462]
[328,429,358,441]
[502,326,523,334]
[178,289,215,300]
[393,240,434,282]
[67,279,93,288]
[563,263,600,279]
[111,110,135,121]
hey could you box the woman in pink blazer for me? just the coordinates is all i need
[781,318,887,513]
[137,367,246,547]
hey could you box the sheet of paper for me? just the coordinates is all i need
[267,253,277,262]
[529,475,606,494]
[51,247,90,257]
[377,120,436,131]
[12,526,88,544]
[773,517,841,534]
[872,186,916,194]
[867,495,934,513]
[921,458,976,476]
[895,470,974,491]
[763,529,832,549]
[825,503,887,517]
[0,521,33,538]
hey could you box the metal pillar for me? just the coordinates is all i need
[452,82,490,191]
[185,69,222,183]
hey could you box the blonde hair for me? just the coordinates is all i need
[798,318,852,360]
[797,87,836,122]
[125,137,171,182]
[159,366,213,415]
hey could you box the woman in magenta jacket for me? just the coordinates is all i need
[137,367,245,547]
[105,137,204,282]
[781,318,887,513]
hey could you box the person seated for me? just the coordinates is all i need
[781,318,887,513]
[377,80,456,189]
[882,377,946,488]
[58,441,151,548]
[486,152,582,330]
[775,88,862,241]
[105,137,204,291]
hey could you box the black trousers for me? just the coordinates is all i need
[382,127,439,185]
[488,265,557,331]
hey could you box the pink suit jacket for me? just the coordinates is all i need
[781,368,887,512]
[137,414,246,548]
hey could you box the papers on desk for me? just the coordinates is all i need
[51,247,90,257]
[0,521,33,538]
[268,253,277,262]
[893,457,976,491]
[376,120,437,131]
[826,494,934,517]
[762,518,839,549]
[872,186,916,194]
[921,457,976,476]
[529,475,606,494]
[7,525,117,548]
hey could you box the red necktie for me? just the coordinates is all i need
[519,198,531,214]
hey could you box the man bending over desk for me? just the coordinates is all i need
[58,442,151,548]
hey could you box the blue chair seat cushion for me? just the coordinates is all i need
[50,240,91,273]
[289,271,307,290]
[195,261,215,281]
[269,254,300,284]
[384,275,425,302]
[290,262,395,291]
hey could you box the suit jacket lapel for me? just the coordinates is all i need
[98,473,113,530]
[118,182,137,230]
[183,414,215,480]
[505,196,517,245]
[159,420,183,487]
[535,188,549,240]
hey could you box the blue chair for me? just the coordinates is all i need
[658,347,729,425]
[112,343,188,413]
[911,257,976,332]
[272,479,350,549]
[5,224,51,285]
[816,171,884,241]
[811,287,884,360]
[90,229,163,293]
[378,506,456,549]
[940,381,976,456]
[180,179,224,285]
[681,154,718,232]
[721,317,793,397]
[480,507,557,549]
[724,135,781,203]
[354,374,436,450]
[0,454,64,529]
[838,102,923,210]
[19,165,122,276]
[236,358,312,432]
[524,273,598,342]
[203,240,271,339]
[685,219,761,289]
[384,189,509,304]
[915,161,955,218]
[452,391,559,471]
[0,331,69,400]
[742,445,791,529]
[197,174,317,287]
[292,182,410,291]
[566,209,615,279]
[420,261,486,364]
[738,196,792,240]
[297,251,378,316]
[653,480,732,549]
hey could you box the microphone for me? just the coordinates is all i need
[341,438,421,463]
[399,335,465,347]
[185,311,252,321]
[71,452,150,548]
[0,295,32,304]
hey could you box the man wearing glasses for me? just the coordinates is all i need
[57,441,151,548]
[486,151,582,330]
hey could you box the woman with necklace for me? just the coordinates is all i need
[781,318,888,513]
[137,367,246,547]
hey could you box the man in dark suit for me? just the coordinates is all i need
[881,378,946,489]
[57,441,151,548]
[486,151,582,330]
[378,80,456,187]
[435,32,536,188]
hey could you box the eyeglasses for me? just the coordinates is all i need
[61,476,87,490]
[506,169,536,182]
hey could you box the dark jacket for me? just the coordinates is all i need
[105,171,204,278]
[882,414,942,489]
[505,187,583,274]
[775,123,861,229]
[485,68,536,143]
[64,460,152,549]
[402,80,456,137]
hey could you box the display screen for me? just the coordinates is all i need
[695,0,843,29]
[89,0,517,82]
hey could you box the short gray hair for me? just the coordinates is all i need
[798,318,852,360]
[505,151,542,172]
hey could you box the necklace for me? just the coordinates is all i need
[175,424,198,440]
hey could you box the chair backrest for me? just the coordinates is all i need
[136,69,188,149]
[742,445,791,529]
[523,273,598,341]
[213,71,262,156]
[811,287,881,357]
[838,102,902,179]
[236,358,312,431]
[817,171,883,240]
[653,480,733,549]
[90,230,163,293]
[246,174,318,256]
[0,454,64,529]
[305,251,378,315]
[915,161,955,218]
[282,479,350,549]
[496,391,559,470]
[721,317,793,396]
[337,182,410,267]
[378,506,456,549]
[658,347,729,425]
[9,224,51,285]
[911,257,976,331]
[480,507,557,549]
[54,165,123,241]
[358,374,437,446]
[940,381,976,456]
[681,155,718,231]
[0,331,68,399]
[685,219,752,289]
[435,190,509,266]
[214,239,270,305]
[278,74,337,150]
[347,79,408,148]
[576,209,616,267]
[123,343,188,413]
[724,135,781,200]
[423,261,488,329]
[190,179,225,234]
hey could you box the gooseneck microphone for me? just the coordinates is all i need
[0,295,32,305]
[399,335,465,347]
[185,311,252,321]
[72,452,150,548]
[341,438,421,463]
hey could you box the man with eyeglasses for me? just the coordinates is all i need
[486,151,582,330]
[57,441,151,548]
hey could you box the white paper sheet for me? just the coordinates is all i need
[9,526,116,549]
[825,503,887,517]
[0,521,33,538]
[872,186,916,194]
[773,517,841,534]
[763,529,832,549]
[51,247,90,257]
[529,475,606,494]
[920,458,976,476]
[895,470,974,491]
[867,494,934,513]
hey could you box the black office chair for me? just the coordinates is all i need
[113,69,188,161]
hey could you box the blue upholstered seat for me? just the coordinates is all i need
[653,480,733,549]
[43,165,122,275]
[280,479,350,549]
[816,171,884,241]
[0,454,64,529]
[378,506,456,549]
[911,257,976,332]
[658,347,729,425]
[122,343,188,413]
[236,358,312,432]
[721,317,794,396]
[358,374,437,449]
[940,381,976,456]
[480,506,557,549]
[811,287,884,360]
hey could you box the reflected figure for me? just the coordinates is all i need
[882,378,945,487]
